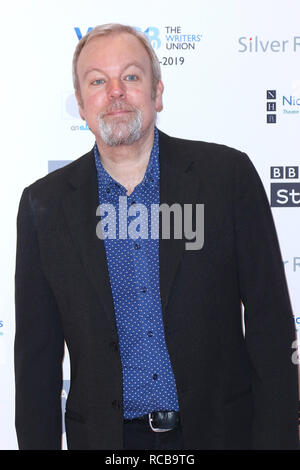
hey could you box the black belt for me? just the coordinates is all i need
[124,411,180,432]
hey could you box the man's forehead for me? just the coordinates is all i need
[79,32,150,64]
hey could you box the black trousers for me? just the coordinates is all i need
[123,421,184,450]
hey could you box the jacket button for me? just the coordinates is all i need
[110,341,119,352]
[111,400,122,410]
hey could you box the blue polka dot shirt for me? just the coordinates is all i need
[93,127,179,419]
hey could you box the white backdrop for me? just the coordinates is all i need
[1,0,299,449]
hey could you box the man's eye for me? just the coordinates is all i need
[125,75,138,81]
[92,79,105,85]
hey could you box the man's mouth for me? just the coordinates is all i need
[105,109,133,116]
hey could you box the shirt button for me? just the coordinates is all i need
[106,187,110,193]
[147,331,153,337]
[134,243,140,250]
[141,287,147,293]
[153,373,158,381]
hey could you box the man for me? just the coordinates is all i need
[14,23,299,450]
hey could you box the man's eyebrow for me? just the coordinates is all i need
[83,67,104,80]
[123,61,146,73]
[82,62,146,80]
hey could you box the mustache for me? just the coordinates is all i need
[99,100,138,117]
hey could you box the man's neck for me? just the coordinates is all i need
[96,127,155,195]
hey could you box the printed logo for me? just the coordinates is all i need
[282,81,300,115]
[48,161,72,173]
[74,27,93,40]
[73,25,203,69]
[283,257,300,272]
[266,90,276,123]
[61,91,90,132]
[265,83,300,124]
[62,92,81,120]
[270,165,300,207]
[238,36,300,53]
[135,26,161,49]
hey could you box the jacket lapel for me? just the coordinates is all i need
[158,132,201,313]
[62,153,116,328]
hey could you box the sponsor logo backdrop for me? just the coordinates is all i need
[0,0,299,449]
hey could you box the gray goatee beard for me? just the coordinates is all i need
[97,102,142,147]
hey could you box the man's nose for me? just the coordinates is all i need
[108,79,125,100]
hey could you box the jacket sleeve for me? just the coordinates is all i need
[234,153,299,449]
[14,188,65,449]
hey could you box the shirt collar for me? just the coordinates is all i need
[93,126,160,194]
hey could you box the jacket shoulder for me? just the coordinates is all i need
[25,149,94,200]
[158,129,248,172]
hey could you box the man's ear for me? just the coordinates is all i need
[75,90,85,120]
[154,80,164,113]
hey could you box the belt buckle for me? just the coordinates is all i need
[148,412,172,433]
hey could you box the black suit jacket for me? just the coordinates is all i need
[14,130,299,450]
